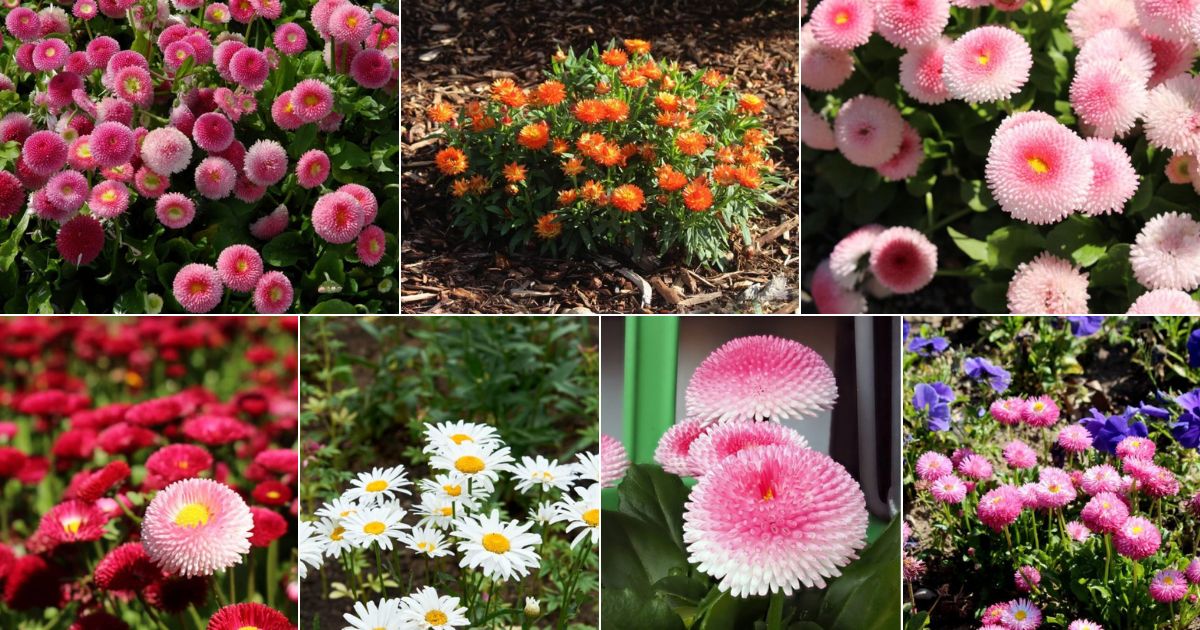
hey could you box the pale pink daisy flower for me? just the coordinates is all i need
[931,474,967,503]
[1058,425,1094,453]
[215,244,263,293]
[1066,522,1093,543]
[140,127,193,176]
[899,37,952,104]
[339,183,378,225]
[994,110,1058,137]
[1066,0,1139,46]
[1150,569,1188,603]
[809,0,875,50]
[1130,211,1200,290]
[834,95,904,167]
[1116,435,1156,460]
[829,223,885,288]
[990,398,1025,425]
[1127,289,1200,313]
[1079,138,1138,216]
[942,26,1032,103]
[155,193,195,229]
[1145,34,1194,87]
[172,264,223,313]
[1115,516,1160,559]
[682,444,867,596]
[1075,27,1154,85]
[1081,464,1122,495]
[811,260,868,313]
[243,139,288,187]
[252,271,293,314]
[654,418,711,476]
[867,226,937,293]
[876,123,924,180]
[986,120,1092,224]
[295,149,330,189]
[684,336,837,423]
[1145,74,1200,155]
[801,97,837,150]
[311,191,364,244]
[1135,0,1199,41]
[1166,153,1194,184]
[801,25,855,91]
[1070,61,1146,139]
[1003,440,1038,469]
[141,478,253,577]
[194,156,237,199]
[1022,395,1060,428]
[1007,253,1090,314]
[958,454,993,480]
[88,180,130,219]
[915,451,953,481]
[874,0,949,49]
[977,485,1024,531]
[1081,491,1129,533]
[687,421,810,474]
[599,434,629,488]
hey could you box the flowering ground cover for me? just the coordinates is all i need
[298,317,599,629]
[400,0,799,314]
[0,316,299,629]
[802,0,1200,314]
[0,0,399,314]
[904,316,1200,628]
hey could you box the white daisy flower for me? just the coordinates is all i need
[552,483,600,549]
[529,500,556,527]
[343,503,408,551]
[451,509,542,582]
[316,496,363,521]
[317,516,355,558]
[414,494,458,529]
[298,520,325,580]
[342,597,403,630]
[572,451,600,485]
[428,441,514,484]
[397,586,470,629]
[402,524,454,559]
[418,472,491,508]
[343,465,411,506]
[422,420,502,454]
[509,455,578,494]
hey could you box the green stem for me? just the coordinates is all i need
[926,207,975,234]
[266,540,278,608]
[375,543,386,596]
[1105,534,1113,583]
[228,568,236,606]
[766,591,785,630]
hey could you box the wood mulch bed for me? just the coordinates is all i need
[400,0,800,313]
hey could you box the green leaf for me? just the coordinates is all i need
[262,232,307,267]
[1045,215,1107,266]
[617,464,690,551]
[947,227,988,263]
[652,575,710,605]
[1089,243,1132,289]
[0,212,30,272]
[814,517,901,630]
[601,510,688,591]
[601,588,686,630]
[986,224,1046,270]
[329,142,371,169]
[308,299,357,314]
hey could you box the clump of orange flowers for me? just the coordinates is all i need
[425,38,781,265]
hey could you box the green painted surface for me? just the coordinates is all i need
[621,316,680,465]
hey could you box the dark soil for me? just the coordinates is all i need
[400,0,800,313]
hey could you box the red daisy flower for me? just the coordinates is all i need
[251,480,291,507]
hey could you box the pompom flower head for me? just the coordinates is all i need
[874,0,949,49]
[1070,61,1147,139]
[942,26,1032,103]
[809,0,875,50]
[900,37,952,105]
[684,336,837,423]
[1127,289,1200,313]
[801,25,855,92]
[1080,138,1137,216]
[687,421,810,473]
[655,418,711,476]
[141,478,253,577]
[1006,253,1090,314]
[1114,515,1160,560]
[834,95,904,167]
[599,434,628,488]
[986,119,1093,224]
[1145,74,1200,155]
[868,226,938,294]
[681,444,868,596]
[1130,211,1200,291]
[1150,569,1188,603]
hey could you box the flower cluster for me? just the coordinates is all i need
[426,39,784,266]
[813,223,940,312]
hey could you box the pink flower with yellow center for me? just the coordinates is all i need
[142,478,253,577]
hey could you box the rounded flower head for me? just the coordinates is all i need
[1058,424,1094,453]
[215,244,263,292]
[899,37,952,105]
[1003,439,1038,469]
[142,478,253,577]
[57,215,104,266]
[801,25,855,91]
[990,398,1025,425]
[1130,211,1200,291]
[977,485,1024,530]
[834,95,904,167]
[1115,516,1160,560]
[812,259,868,313]
[329,3,371,43]
[1150,569,1188,603]
[1188,558,1200,584]
[916,451,953,481]
[193,112,234,152]
[312,191,364,244]
[1080,138,1137,216]
[1067,522,1094,543]
[1007,253,1091,314]
[958,454,993,480]
[809,0,874,50]
[172,263,223,313]
[356,224,386,267]
[655,418,711,476]
[89,121,134,168]
[868,226,937,293]
[45,169,88,215]
[1145,74,1200,155]
[1082,491,1129,534]
[684,335,837,423]
[146,444,213,486]
[23,130,68,176]
[36,500,108,546]
[274,22,307,55]
[155,193,196,229]
[1014,566,1041,592]
[1067,0,1138,45]
[1070,61,1147,139]
[829,223,885,288]
[1127,289,1200,313]
[292,79,335,123]
[1146,33,1195,86]
[33,39,70,72]
[682,444,867,596]
[599,434,629,488]
[1137,0,1199,40]
[253,271,293,314]
[194,156,237,199]
[688,421,810,474]
[876,123,925,180]
[141,126,193,176]
[342,503,407,550]
[943,26,1032,103]
[450,509,542,582]
[1081,464,1122,495]
[243,139,288,187]
[1021,395,1059,427]
[874,0,949,48]
[987,120,1092,224]
[1116,435,1156,460]
[296,149,330,189]
[229,47,269,90]
[208,603,291,630]
[88,180,130,219]
[930,474,967,503]
[94,543,158,592]
[1004,599,1042,630]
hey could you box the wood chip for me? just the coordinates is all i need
[650,277,682,305]
[400,293,437,303]
[419,51,440,62]
[679,292,722,307]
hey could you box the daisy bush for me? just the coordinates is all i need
[802,0,1200,313]
[601,335,899,630]
[904,316,1200,628]
[0,0,399,314]
[424,38,785,267]
[0,316,298,629]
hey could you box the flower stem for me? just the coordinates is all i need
[1105,534,1113,583]
[266,539,278,608]
[766,591,785,630]
[374,543,386,596]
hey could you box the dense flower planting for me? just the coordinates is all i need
[803,0,1200,314]
[425,39,785,266]
[0,0,398,314]
[904,317,1200,628]
[0,316,299,628]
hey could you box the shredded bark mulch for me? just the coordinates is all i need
[400,0,801,313]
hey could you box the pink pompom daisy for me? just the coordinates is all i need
[328,4,372,43]
[228,47,269,91]
[1130,212,1200,291]
[1135,0,1199,40]
[682,443,867,596]
[250,205,289,240]
[1076,27,1154,84]
[811,259,868,313]
[1066,0,1139,46]
[32,39,70,72]
[809,0,874,50]
[684,335,837,423]
[350,48,392,89]
[311,191,364,244]
[192,112,234,152]
[687,421,810,474]
[874,0,949,49]
[5,7,41,41]
[252,271,293,314]
[899,37,952,104]
[1145,74,1200,155]
[155,193,196,229]
[1081,464,1122,495]
[142,478,253,577]
[990,398,1025,425]
[867,226,937,293]
[1003,439,1037,469]
[942,26,1032,103]
[1146,33,1195,87]
[1150,569,1187,603]
[1014,566,1041,592]
[1058,425,1094,453]
[1021,395,1059,428]
[295,149,330,189]
[600,434,629,488]
[215,244,263,293]
[356,224,386,267]
[36,500,109,547]
[273,23,307,55]
[243,139,288,187]
[1079,138,1137,216]
[930,473,967,503]
[801,98,837,150]
[0,171,25,219]
[834,95,904,167]
[1082,491,1129,533]
[133,167,169,199]
[112,66,152,107]
[172,264,223,313]
[194,156,237,199]
[915,451,952,481]
[986,120,1092,224]
[140,127,193,176]
[958,454,993,480]
[1115,436,1156,461]
[1034,473,1076,509]
[654,417,711,476]
[45,169,88,215]
[339,183,378,226]
[22,130,68,176]
[876,123,925,180]
[56,215,104,265]
[1006,253,1090,314]
[291,79,334,124]
[1067,522,1093,543]
[977,485,1023,531]
[1188,558,1200,584]
[1070,61,1146,139]
[1004,599,1042,630]
[1115,516,1160,560]
[88,180,130,219]
[801,25,855,92]
[829,223,885,288]
[89,121,134,168]
[1127,289,1200,313]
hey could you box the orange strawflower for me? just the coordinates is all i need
[600,48,628,67]
[611,184,645,212]
[552,49,567,63]
[738,93,766,115]
[737,147,764,168]
[573,99,607,124]
[654,92,679,112]
[603,98,630,122]
[427,102,455,123]
[551,138,570,154]
[580,180,605,203]
[535,80,567,106]
[464,102,496,132]
[557,189,579,206]
[451,178,472,197]
[624,39,651,55]
[701,69,723,88]
[595,81,611,95]
[655,111,682,128]
[562,157,585,177]
[535,214,562,239]
[517,121,550,150]
[734,165,761,189]
[743,128,767,147]
[490,78,527,108]
[576,132,606,157]
[716,146,738,164]
[682,178,713,211]
[592,142,622,167]
[656,165,687,191]
[435,147,468,176]
[660,75,676,91]
[638,61,663,81]
[713,164,739,186]
[503,162,527,183]
[619,67,648,88]
[675,132,708,156]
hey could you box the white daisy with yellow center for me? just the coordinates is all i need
[341,597,403,630]
[317,516,356,557]
[401,524,454,559]
[316,497,362,522]
[428,441,514,484]
[298,520,326,580]
[397,586,469,629]
[342,503,408,551]
[343,465,411,506]
[451,509,542,582]
[529,500,557,527]
[422,420,502,455]
[418,472,491,508]
[413,494,459,530]
[510,455,577,494]
[552,483,600,548]
[572,451,600,485]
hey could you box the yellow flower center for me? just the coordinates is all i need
[1132,525,1143,535]
[266,491,280,499]
[78,145,92,158]
[238,627,260,630]
[439,507,453,517]
[450,433,473,444]
[365,480,388,492]
[1027,156,1048,173]
[1166,577,1176,585]
[482,532,511,553]
[174,503,211,528]
[123,77,141,93]
[1015,611,1027,621]
[834,10,849,24]
[1033,402,1044,411]
[346,16,358,28]
[310,163,323,175]
[270,287,283,301]
[583,509,599,527]
[443,484,462,496]
[62,517,82,534]
[304,94,319,106]
[363,521,386,535]
[237,260,248,272]
[763,487,775,501]
[455,455,485,474]
[45,48,57,58]
[418,541,435,551]
[190,281,207,295]
[101,190,117,202]
[977,53,990,65]
[213,9,224,17]
[330,526,345,541]
[425,611,448,626]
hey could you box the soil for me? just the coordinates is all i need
[400,0,800,313]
